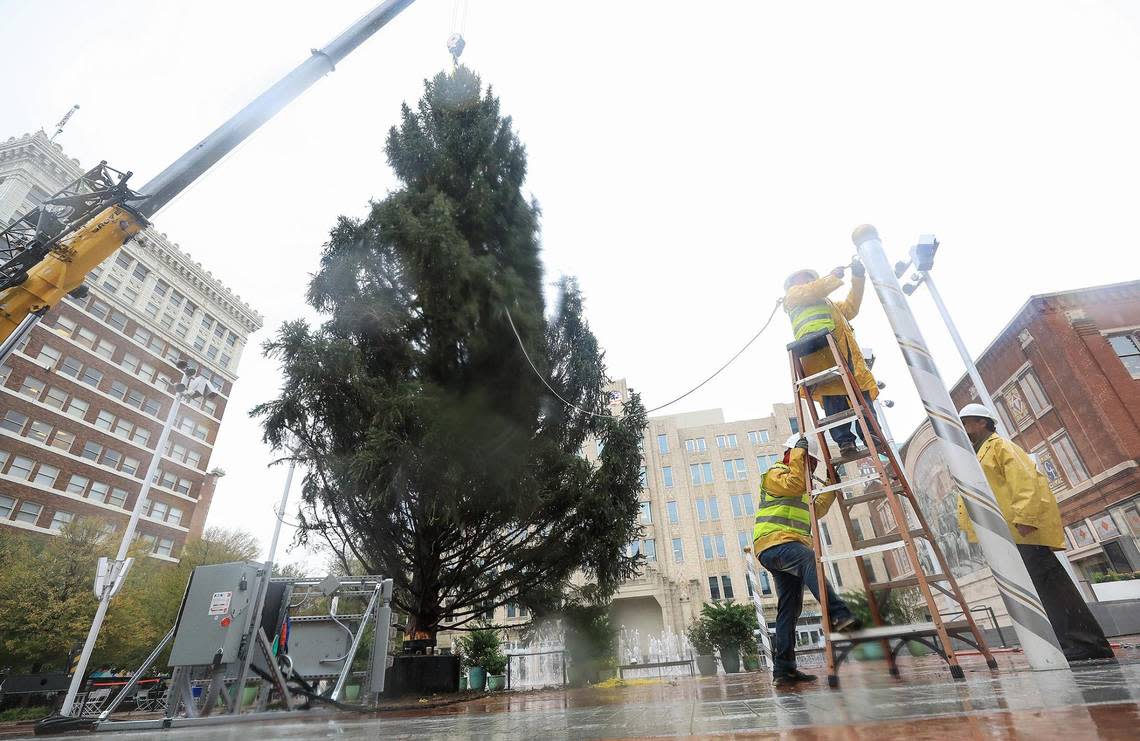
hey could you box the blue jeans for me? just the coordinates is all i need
[759,541,853,675]
[821,390,878,447]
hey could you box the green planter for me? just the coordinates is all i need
[344,683,360,701]
[852,642,885,661]
[695,655,718,676]
[241,685,258,706]
[459,674,468,691]
[486,674,506,691]
[719,645,741,674]
[906,640,930,657]
[468,666,487,691]
[743,654,761,672]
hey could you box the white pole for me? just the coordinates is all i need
[852,224,1066,671]
[919,271,1010,438]
[60,382,186,716]
[266,459,297,567]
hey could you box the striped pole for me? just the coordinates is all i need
[852,225,1067,671]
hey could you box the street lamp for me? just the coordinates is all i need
[896,236,1010,438]
[59,361,219,717]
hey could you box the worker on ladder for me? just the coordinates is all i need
[783,261,882,457]
[754,434,862,687]
[957,404,1115,663]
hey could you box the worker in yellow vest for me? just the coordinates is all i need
[957,404,1114,662]
[784,262,882,457]
[754,434,862,687]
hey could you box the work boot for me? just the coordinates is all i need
[838,441,858,457]
[831,614,863,633]
[773,669,817,687]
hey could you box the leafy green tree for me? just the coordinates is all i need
[0,519,154,671]
[254,66,646,642]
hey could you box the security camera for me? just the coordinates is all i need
[911,234,939,271]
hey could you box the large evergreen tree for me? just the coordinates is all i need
[254,67,646,641]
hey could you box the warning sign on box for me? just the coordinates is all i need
[209,591,232,616]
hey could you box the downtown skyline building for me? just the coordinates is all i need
[0,131,262,561]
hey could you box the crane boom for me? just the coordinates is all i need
[0,0,415,358]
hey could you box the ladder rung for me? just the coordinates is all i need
[796,367,842,388]
[867,573,950,591]
[830,446,876,467]
[854,529,927,549]
[828,620,971,643]
[811,411,858,434]
[820,541,908,562]
[840,481,904,507]
[813,473,880,495]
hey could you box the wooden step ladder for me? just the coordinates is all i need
[787,330,998,688]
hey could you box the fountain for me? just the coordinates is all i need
[504,628,568,689]
[618,627,695,679]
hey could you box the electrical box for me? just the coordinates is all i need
[168,561,265,667]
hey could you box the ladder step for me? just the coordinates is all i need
[812,410,858,434]
[796,367,842,388]
[854,529,927,549]
[813,473,880,495]
[867,573,950,591]
[828,620,971,643]
[840,481,905,507]
[821,541,909,562]
[830,446,877,467]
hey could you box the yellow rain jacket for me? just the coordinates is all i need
[784,274,878,400]
[957,434,1065,550]
[753,448,837,554]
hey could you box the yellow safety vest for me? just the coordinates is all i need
[786,301,836,340]
[752,469,812,544]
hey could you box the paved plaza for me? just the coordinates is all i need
[9,648,1135,740]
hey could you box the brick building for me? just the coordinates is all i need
[894,280,1140,618]
[0,131,262,561]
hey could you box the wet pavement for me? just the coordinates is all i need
[14,649,1140,739]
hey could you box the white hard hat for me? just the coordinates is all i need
[958,403,998,422]
[784,269,819,291]
[784,433,821,459]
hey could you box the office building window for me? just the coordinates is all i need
[1,410,28,433]
[33,464,60,487]
[19,376,46,399]
[747,430,770,445]
[708,576,721,601]
[737,530,751,554]
[820,522,832,547]
[644,539,657,561]
[9,456,35,479]
[672,537,684,562]
[51,430,76,452]
[27,421,52,444]
[1017,371,1051,416]
[639,502,652,524]
[155,538,174,557]
[81,441,103,461]
[757,454,779,472]
[708,496,721,521]
[666,501,680,524]
[0,494,14,519]
[37,344,62,368]
[723,458,747,481]
[714,534,727,558]
[657,434,669,454]
[702,535,714,560]
[789,418,799,434]
[638,465,647,488]
[1109,332,1140,378]
[721,575,735,600]
[760,571,773,595]
[66,397,89,420]
[50,510,74,531]
[44,386,68,409]
[684,437,708,453]
[66,475,90,494]
[1051,433,1090,485]
[828,562,844,588]
[716,434,738,449]
[662,466,673,488]
[15,501,43,525]
[695,498,708,522]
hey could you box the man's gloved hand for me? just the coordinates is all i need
[794,436,809,451]
[851,259,866,277]
[830,266,846,279]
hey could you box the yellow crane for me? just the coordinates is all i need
[0,0,416,363]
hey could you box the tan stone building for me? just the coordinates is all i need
[475,379,888,659]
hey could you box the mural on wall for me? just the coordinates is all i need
[909,437,988,577]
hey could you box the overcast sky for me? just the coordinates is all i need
[3,0,1138,572]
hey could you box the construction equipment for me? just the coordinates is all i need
[0,0,416,366]
[787,329,998,688]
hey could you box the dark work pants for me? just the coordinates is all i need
[759,541,853,675]
[821,390,879,447]
[1017,544,1114,661]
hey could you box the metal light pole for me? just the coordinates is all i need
[60,364,218,716]
[265,456,298,567]
[852,224,1066,671]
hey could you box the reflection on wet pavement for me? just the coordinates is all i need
[45,651,1140,740]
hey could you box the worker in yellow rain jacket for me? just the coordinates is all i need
[754,434,862,687]
[784,262,882,457]
[957,404,1114,662]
